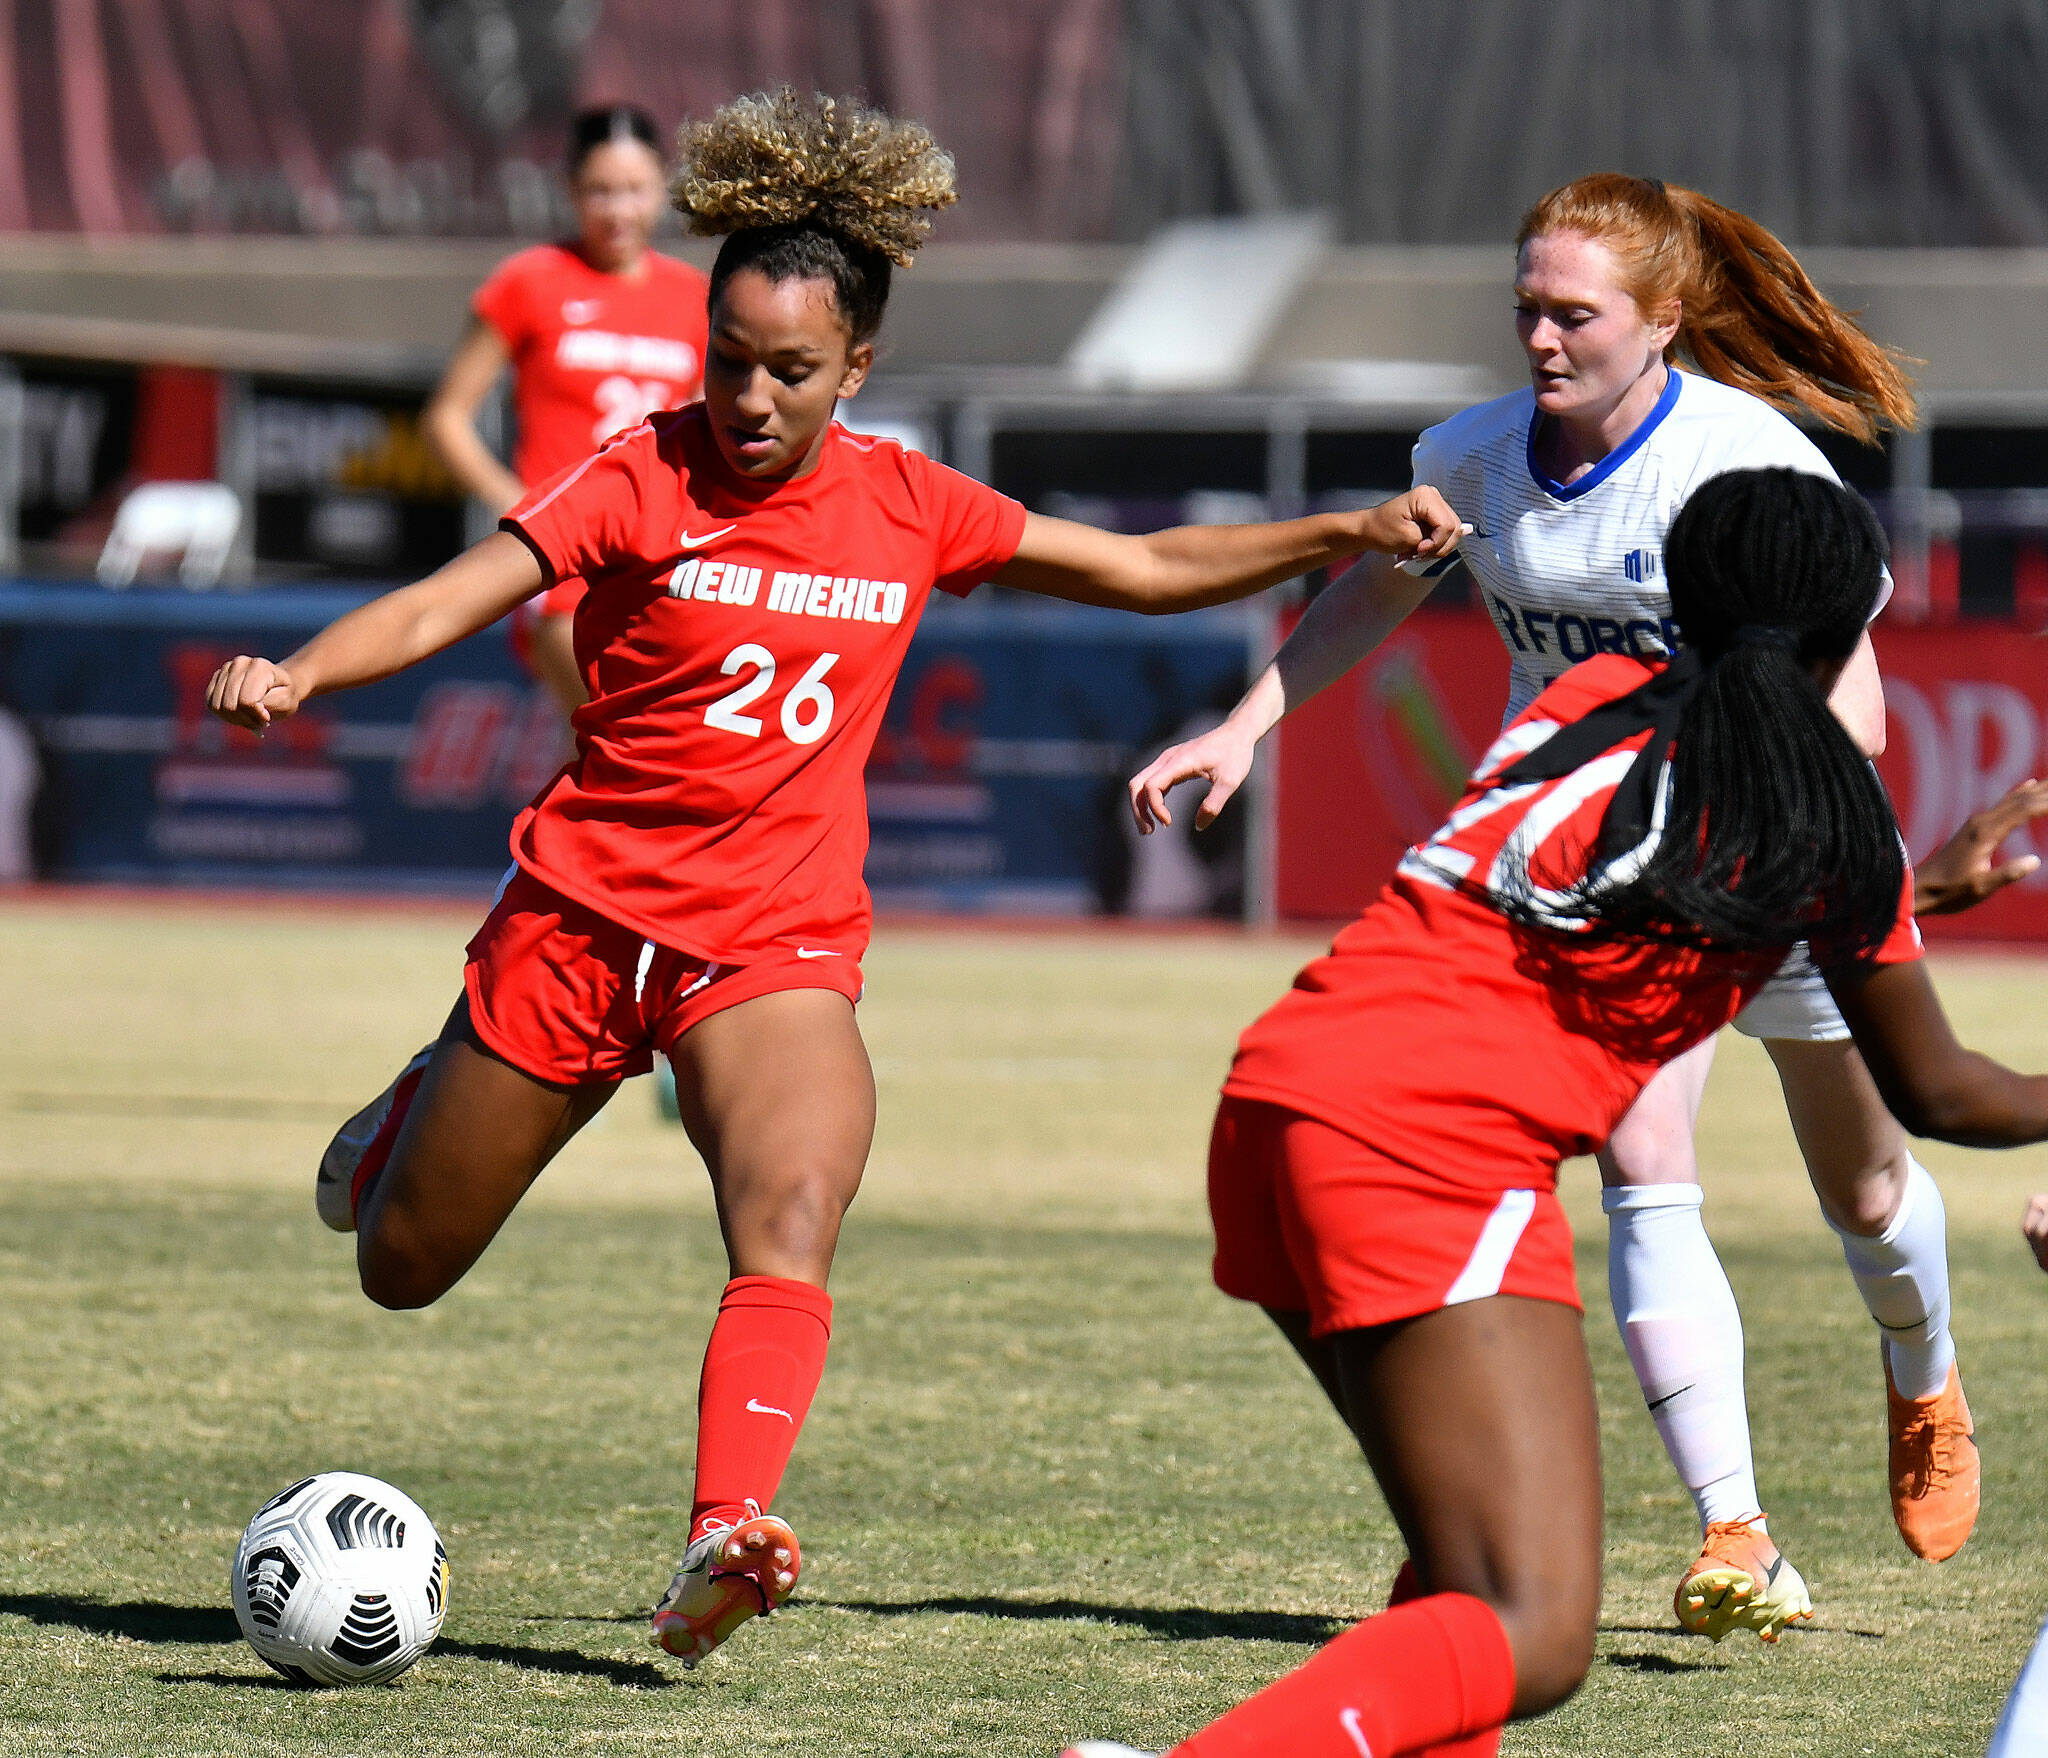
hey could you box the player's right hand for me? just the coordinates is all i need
[1129,719,1258,834]
[206,656,303,731]
[1913,776,2048,915]
[2025,1194,2048,1273]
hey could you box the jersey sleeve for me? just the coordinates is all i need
[1872,862,1927,966]
[913,453,1029,598]
[1402,422,1464,583]
[500,426,651,585]
[471,254,533,351]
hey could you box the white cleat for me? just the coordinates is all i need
[315,1045,433,1232]
[1061,1746,1160,1757]
[651,1506,801,1668]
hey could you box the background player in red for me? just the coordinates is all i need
[205,90,1464,1671]
[424,104,710,714]
[1063,470,2048,1758]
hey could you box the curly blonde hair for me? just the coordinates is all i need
[672,89,956,267]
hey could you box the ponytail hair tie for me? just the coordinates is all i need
[1728,624,1799,652]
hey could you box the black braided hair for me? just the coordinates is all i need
[1500,467,1904,960]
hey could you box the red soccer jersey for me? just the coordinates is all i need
[1225,654,1922,1192]
[501,408,1027,961]
[473,243,711,486]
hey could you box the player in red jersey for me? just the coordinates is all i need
[424,105,711,715]
[1060,469,2048,1758]
[206,91,1464,1670]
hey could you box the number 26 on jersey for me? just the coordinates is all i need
[704,643,839,745]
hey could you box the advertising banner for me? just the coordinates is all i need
[1273,605,2048,943]
[0,587,1248,916]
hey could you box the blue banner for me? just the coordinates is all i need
[0,585,1251,915]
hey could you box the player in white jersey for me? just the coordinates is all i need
[1131,172,2039,1643]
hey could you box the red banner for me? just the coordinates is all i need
[1275,608,2048,943]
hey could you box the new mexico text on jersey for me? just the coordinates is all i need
[501,411,1026,964]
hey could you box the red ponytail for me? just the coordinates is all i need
[1517,173,1917,444]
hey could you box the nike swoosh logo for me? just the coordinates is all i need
[1339,1707,1375,1757]
[1646,1382,1696,1414]
[676,526,737,550]
[746,1398,793,1422]
[794,948,841,960]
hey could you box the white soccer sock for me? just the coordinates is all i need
[1831,1156,1956,1402]
[1605,1184,1763,1533]
[1989,1611,2048,1756]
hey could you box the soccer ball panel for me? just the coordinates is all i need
[230,1472,446,1686]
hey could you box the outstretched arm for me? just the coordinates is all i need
[1128,552,1441,833]
[992,487,1463,616]
[207,531,545,729]
[1828,960,2048,1147]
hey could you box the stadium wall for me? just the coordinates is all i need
[0,585,1251,918]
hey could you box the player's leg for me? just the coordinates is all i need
[1598,1037,1808,1634]
[1765,1032,1977,1561]
[353,998,615,1309]
[1164,1296,1599,1757]
[652,985,875,1664]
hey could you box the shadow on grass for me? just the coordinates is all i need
[814,1593,1344,1645]
[1603,1649,1718,1674]
[0,1595,679,1690]
[1601,1620,1885,1643]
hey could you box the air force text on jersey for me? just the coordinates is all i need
[1408,369,1886,722]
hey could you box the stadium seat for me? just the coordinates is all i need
[96,481,242,589]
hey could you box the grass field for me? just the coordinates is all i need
[4,897,2048,1757]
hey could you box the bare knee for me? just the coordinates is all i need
[357,1228,453,1311]
[723,1164,859,1280]
[1812,1153,1908,1237]
[1493,1593,1594,1717]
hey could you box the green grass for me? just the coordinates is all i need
[3,900,2048,1755]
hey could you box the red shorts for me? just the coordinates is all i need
[506,577,590,672]
[1208,1095,1581,1337]
[463,868,864,1085]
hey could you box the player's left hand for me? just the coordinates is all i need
[1355,486,1467,565]
[1913,777,2048,915]
[2024,1193,2048,1272]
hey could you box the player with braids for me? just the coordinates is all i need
[1068,469,2048,1758]
[205,90,1464,1669]
[1131,171,2038,1636]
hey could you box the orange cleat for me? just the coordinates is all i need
[1887,1355,1979,1562]
[651,1508,800,1667]
[1674,1516,1813,1642]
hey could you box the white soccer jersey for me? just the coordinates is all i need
[1409,368,1884,719]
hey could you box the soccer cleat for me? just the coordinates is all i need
[1674,1516,1813,1642]
[1060,1747,1159,1757]
[1887,1355,1979,1562]
[316,1046,433,1232]
[651,1507,800,1667]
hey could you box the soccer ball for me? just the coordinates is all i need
[230,1471,448,1685]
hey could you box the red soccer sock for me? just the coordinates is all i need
[1385,1562,1499,1757]
[1384,1557,1499,1745]
[688,1275,833,1542]
[348,1062,427,1222]
[1170,1593,1514,1758]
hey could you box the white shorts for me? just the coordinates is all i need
[1730,944,1849,1043]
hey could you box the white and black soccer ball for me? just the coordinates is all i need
[230,1471,448,1685]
